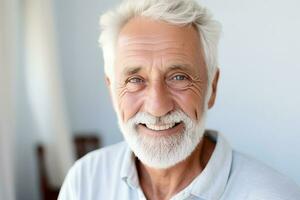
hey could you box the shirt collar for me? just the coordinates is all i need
[190,130,232,199]
[120,130,233,199]
[120,145,140,189]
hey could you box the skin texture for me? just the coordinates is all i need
[106,17,219,200]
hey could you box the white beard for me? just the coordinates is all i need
[118,109,207,169]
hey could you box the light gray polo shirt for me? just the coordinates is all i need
[58,132,300,200]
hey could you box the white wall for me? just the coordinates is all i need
[202,0,300,185]
[52,0,300,187]
[53,0,123,146]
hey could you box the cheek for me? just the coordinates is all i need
[118,92,144,122]
[171,89,205,121]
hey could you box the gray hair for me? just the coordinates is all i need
[99,0,221,85]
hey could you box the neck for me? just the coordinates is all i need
[137,136,215,200]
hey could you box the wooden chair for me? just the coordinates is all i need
[36,145,60,200]
[73,134,100,159]
[36,134,100,200]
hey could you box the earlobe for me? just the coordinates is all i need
[105,76,113,99]
[208,69,220,109]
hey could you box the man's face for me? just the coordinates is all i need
[109,17,210,168]
[114,17,208,125]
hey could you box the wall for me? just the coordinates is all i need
[203,0,300,184]
[0,0,18,199]
[53,0,123,146]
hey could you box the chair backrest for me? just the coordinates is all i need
[36,134,101,200]
[74,134,100,159]
[36,145,60,200]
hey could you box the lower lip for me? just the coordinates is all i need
[137,122,184,137]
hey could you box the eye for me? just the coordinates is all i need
[167,73,191,90]
[127,77,144,83]
[171,74,188,81]
[125,76,146,92]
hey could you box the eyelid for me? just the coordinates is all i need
[168,72,190,80]
[125,75,145,83]
[165,72,193,91]
[174,74,187,79]
[124,75,146,92]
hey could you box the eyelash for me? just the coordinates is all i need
[126,76,144,84]
[170,74,188,81]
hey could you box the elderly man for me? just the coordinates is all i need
[59,0,300,199]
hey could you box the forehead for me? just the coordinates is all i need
[116,17,205,74]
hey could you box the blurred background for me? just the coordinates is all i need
[0,0,299,199]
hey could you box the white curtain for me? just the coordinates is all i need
[24,0,75,187]
[0,0,17,199]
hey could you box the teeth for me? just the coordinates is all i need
[145,122,176,131]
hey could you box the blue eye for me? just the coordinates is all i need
[172,75,187,81]
[126,77,145,92]
[128,77,144,83]
[167,74,191,90]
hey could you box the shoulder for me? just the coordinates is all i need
[58,141,129,199]
[226,151,300,199]
[70,141,129,179]
[77,141,128,168]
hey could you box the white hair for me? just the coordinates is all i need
[99,0,221,86]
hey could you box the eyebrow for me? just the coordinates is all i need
[123,66,142,76]
[167,64,195,74]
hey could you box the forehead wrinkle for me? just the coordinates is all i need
[118,34,184,44]
[119,52,193,69]
[118,50,198,73]
[119,44,185,53]
[118,36,185,50]
[119,48,186,57]
[117,53,151,68]
[118,40,189,55]
[118,45,190,62]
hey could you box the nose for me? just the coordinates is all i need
[144,80,174,117]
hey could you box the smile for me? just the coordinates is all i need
[139,122,181,131]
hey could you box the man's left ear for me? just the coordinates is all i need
[208,69,220,109]
[105,76,113,100]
